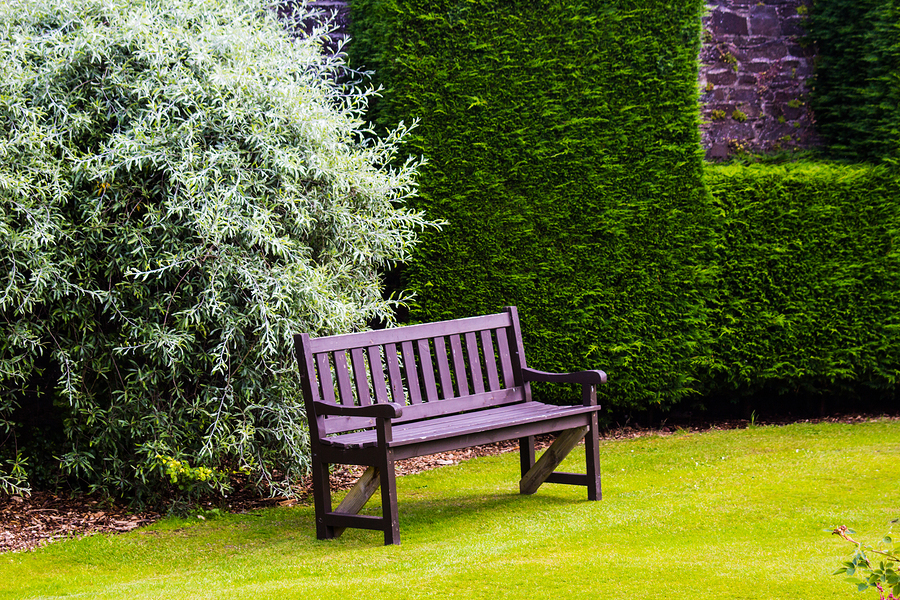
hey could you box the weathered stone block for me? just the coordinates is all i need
[750,5,779,17]
[746,42,788,61]
[750,16,781,37]
[734,88,759,103]
[711,9,749,35]
[747,60,773,73]
[707,69,738,85]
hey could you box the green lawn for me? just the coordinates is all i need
[2,419,898,599]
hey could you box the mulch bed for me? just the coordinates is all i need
[1,413,893,554]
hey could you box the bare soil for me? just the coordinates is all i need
[1,413,892,554]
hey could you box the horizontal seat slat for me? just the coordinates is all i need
[396,400,555,438]
[397,404,598,444]
[322,402,600,450]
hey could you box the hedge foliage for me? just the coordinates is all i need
[704,162,900,401]
[807,0,900,162]
[350,0,714,410]
[0,0,429,500]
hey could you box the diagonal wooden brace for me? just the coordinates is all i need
[519,426,589,495]
[332,466,381,537]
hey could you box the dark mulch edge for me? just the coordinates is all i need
[2,412,896,554]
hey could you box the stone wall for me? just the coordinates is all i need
[699,0,819,160]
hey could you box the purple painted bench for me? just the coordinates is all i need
[294,306,606,545]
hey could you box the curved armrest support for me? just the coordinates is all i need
[313,401,404,420]
[521,367,607,386]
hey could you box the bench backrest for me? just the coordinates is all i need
[294,306,531,438]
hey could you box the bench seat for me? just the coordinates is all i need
[323,402,601,451]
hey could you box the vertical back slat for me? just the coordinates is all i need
[433,336,454,398]
[367,345,390,404]
[416,338,439,401]
[480,329,501,391]
[315,353,336,404]
[384,343,405,404]
[495,327,515,389]
[464,332,485,394]
[402,341,422,404]
[333,350,354,406]
[350,347,371,406]
[449,334,469,397]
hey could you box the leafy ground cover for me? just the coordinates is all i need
[1,418,898,599]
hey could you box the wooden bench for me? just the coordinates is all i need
[293,306,607,545]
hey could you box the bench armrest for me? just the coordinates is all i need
[313,400,404,420]
[521,367,607,386]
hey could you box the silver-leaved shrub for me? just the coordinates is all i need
[0,0,428,503]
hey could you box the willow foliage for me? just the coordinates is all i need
[0,0,428,502]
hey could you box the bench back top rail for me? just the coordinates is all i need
[296,307,531,437]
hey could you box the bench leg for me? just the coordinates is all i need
[519,426,589,495]
[320,464,400,544]
[379,457,401,545]
[585,412,602,501]
[326,426,399,544]
[311,455,334,540]
[519,435,535,479]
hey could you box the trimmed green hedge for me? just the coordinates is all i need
[350,2,900,415]
[807,0,900,162]
[705,162,900,401]
[350,0,714,411]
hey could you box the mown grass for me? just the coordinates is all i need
[2,419,898,599]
